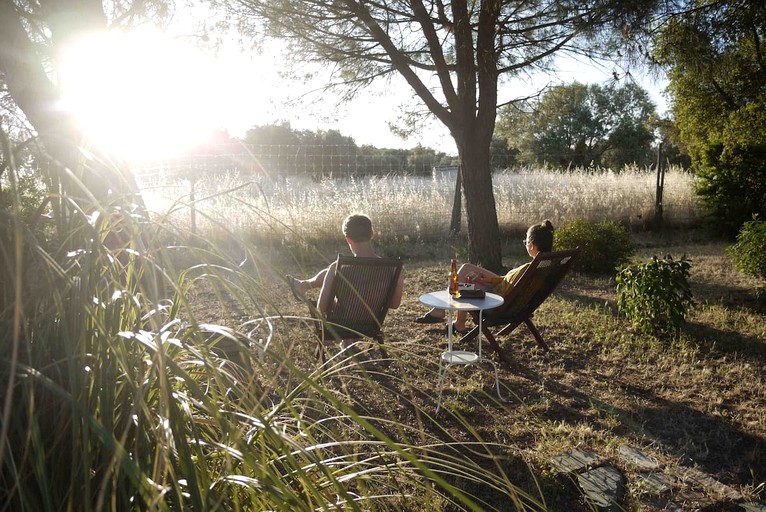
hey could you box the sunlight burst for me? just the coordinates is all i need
[60,30,245,162]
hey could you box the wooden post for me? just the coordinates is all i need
[654,143,665,231]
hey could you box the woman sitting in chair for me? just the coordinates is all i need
[414,219,555,333]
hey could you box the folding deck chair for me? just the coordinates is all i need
[462,248,581,363]
[313,255,403,352]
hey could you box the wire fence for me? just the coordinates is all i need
[130,143,450,181]
[136,153,704,248]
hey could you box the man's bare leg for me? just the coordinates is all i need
[286,267,328,301]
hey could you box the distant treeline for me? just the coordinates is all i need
[137,80,695,180]
[134,123,463,179]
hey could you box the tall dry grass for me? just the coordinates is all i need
[138,165,702,250]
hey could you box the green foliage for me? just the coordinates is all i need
[239,123,450,178]
[359,144,410,174]
[496,82,657,170]
[655,2,766,234]
[616,255,694,336]
[656,2,766,162]
[489,137,518,170]
[407,144,441,176]
[727,216,766,282]
[554,218,634,274]
[695,142,766,236]
[0,172,51,242]
[654,118,691,168]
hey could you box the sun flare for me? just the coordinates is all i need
[60,29,242,162]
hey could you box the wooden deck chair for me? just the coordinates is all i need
[463,248,581,362]
[313,255,403,349]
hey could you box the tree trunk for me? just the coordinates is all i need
[448,165,462,237]
[455,140,502,271]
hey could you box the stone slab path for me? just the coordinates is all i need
[549,445,765,511]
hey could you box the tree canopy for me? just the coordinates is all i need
[654,1,766,161]
[652,0,766,234]
[240,123,450,178]
[497,81,658,170]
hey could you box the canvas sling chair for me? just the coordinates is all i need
[462,248,581,363]
[311,255,403,358]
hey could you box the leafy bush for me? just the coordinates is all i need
[727,216,766,281]
[554,218,634,274]
[616,255,694,335]
[0,172,52,243]
[727,216,766,299]
[695,142,766,237]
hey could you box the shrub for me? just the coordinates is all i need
[727,216,766,299]
[727,216,766,281]
[695,142,766,237]
[0,172,52,244]
[616,255,694,336]
[554,218,634,274]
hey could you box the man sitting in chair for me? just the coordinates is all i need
[414,219,555,333]
[286,213,404,315]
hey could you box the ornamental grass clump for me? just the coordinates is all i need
[1,136,545,510]
[616,255,694,336]
[554,218,634,274]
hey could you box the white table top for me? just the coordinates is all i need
[419,289,504,312]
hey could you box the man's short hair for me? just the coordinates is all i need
[343,214,373,242]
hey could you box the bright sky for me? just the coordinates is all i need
[60,29,257,160]
[59,27,668,162]
[214,50,669,156]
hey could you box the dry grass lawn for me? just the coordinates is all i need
[185,232,766,510]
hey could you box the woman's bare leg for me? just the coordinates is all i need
[453,264,501,330]
[418,263,500,327]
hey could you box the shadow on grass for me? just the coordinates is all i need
[638,401,765,485]
[691,282,766,316]
[561,274,765,318]
[555,288,620,315]
[505,349,765,491]
[685,321,766,359]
